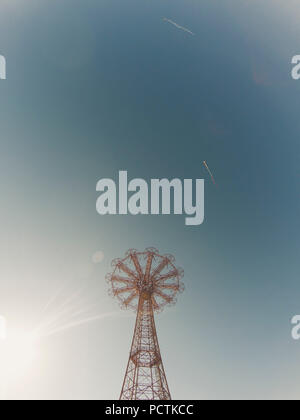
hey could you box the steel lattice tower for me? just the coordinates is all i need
[106,248,184,400]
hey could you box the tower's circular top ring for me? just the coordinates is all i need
[107,249,184,312]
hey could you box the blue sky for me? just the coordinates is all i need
[0,0,299,399]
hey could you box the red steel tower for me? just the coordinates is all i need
[106,248,184,400]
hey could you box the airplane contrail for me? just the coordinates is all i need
[203,161,217,186]
[163,18,195,36]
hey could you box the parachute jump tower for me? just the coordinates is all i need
[106,248,184,400]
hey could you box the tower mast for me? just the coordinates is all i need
[120,294,171,400]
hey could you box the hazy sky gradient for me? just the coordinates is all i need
[0,0,299,399]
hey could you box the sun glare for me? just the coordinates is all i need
[0,322,37,398]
